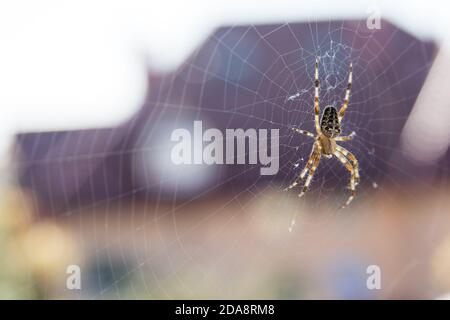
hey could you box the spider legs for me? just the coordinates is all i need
[336,145,360,185]
[285,141,321,198]
[338,62,353,122]
[314,57,321,134]
[291,127,315,139]
[334,145,360,208]
[333,150,356,208]
[299,152,321,197]
[284,142,317,191]
[334,131,355,142]
[284,161,312,191]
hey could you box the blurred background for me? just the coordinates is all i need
[1,0,450,299]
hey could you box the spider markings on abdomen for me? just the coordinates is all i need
[321,106,341,139]
[285,58,360,209]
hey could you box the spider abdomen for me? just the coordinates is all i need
[321,106,341,138]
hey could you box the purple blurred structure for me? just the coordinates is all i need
[14,20,436,214]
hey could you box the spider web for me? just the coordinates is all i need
[150,19,436,227]
[14,19,446,299]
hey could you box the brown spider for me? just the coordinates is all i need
[286,58,360,208]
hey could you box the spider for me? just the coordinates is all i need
[285,58,360,208]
